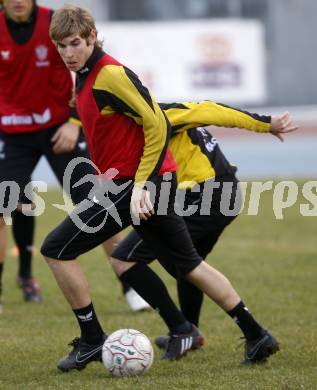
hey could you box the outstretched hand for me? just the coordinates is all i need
[270,112,299,142]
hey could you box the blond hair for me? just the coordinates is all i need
[50,5,103,49]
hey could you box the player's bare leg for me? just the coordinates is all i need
[186,261,240,310]
[46,258,91,308]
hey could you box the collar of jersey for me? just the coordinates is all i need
[77,47,105,76]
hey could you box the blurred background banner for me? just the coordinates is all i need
[34,0,316,182]
[99,20,266,104]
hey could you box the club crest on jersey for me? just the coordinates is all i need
[0,49,12,62]
[35,45,50,67]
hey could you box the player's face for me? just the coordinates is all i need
[4,0,33,22]
[56,32,96,72]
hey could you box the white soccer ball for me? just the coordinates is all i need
[102,329,154,377]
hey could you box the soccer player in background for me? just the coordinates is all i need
[0,0,99,306]
[42,5,288,371]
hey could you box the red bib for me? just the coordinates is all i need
[0,7,73,133]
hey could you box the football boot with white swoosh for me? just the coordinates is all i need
[57,334,107,372]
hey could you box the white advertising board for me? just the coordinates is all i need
[97,19,266,104]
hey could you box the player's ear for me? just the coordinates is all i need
[87,30,97,46]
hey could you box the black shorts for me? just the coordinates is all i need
[41,173,202,277]
[0,124,96,212]
[112,174,240,277]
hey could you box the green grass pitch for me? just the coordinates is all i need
[0,183,316,389]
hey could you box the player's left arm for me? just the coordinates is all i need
[160,101,290,135]
[161,101,299,140]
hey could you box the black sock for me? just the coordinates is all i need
[73,302,105,344]
[119,278,131,294]
[227,301,263,340]
[177,277,203,327]
[0,263,3,295]
[12,211,34,279]
[120,263,191,334]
